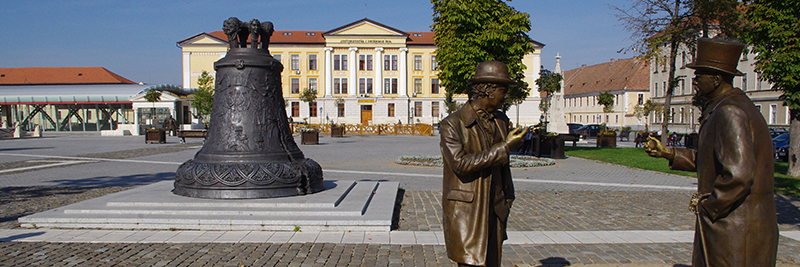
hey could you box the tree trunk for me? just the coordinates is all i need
[789,109,800,176]
[660,0,681,145]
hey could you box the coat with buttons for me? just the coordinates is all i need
[670,89,778,267]
[439,103,515,266]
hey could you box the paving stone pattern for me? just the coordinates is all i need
[399,191,800,232]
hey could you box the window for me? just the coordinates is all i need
[308,78,317,92]
[654,82,659,97]
[680,79,686,95]
[334,78,348,94]
[742,74,748,91]
[384,55,398,71]
[638,94,644,105]
[654,55,659,73]
[337,103,345,117]
[414,55,422,71]
[87,110,92,120]
[414,101,423,117]
[291,78,300,94]
[670,108,675,123]
[384,78,398,94]
[431,78,440,94]
[359,78,373,94]
[756,104,762,113]
[273,54,281,63]
[679,107,685,123]
[290,54,300,70]
[309,102,317,117]
[359,55,373,70]
[681,52,686,68]
[388,103,395,117]
[431,55,438,71]
[431,102,439,118]
[308,54,317,70]
[770,104,777,124]
[291,102,300,117]
[333,55,348,70]
[663,81,667,96]
[414,78,423,94]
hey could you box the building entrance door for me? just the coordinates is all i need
[360,105,372,125]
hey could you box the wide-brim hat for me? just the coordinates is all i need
[686,38,745,76]
[468,61,518,86]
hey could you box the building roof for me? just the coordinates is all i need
[0,84,187,105]
[0,67,136,86]
[561,57,650,96]
[206,30,327,45]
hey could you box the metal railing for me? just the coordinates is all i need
[290,123,434,136]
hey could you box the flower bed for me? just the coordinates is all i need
[396,155,556,168]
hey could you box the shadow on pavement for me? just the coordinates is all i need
[537,257,571,267]
[0,147,54,152]
[775,193,800,229]
[48,172,175,188]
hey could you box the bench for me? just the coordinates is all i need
[618,130,631,141]
[178,129,207,143]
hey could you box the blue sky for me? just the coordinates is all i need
[1,0,635,86]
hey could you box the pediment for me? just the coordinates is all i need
[178,33,227,46]
[325,19,407,37]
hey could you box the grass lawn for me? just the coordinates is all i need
[564,146,800,197]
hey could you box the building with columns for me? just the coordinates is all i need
[178,19,545,126]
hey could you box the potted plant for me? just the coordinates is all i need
[145,127,166,144]
[300,126,319,145]
[330,122,345,137]
[596,126,617,148]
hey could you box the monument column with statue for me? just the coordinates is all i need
[547,54,570,134]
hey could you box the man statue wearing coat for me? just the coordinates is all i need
[645,38,778,266]
[440,61,527,267]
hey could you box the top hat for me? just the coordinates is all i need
[686,38,745,76]
[468,61,518,86]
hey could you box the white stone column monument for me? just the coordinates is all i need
[548,54,570,134]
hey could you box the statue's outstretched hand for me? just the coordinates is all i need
[643,136,675,161]
[505,126,527,150]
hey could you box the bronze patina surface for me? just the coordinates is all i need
[440,61,527,266]
[646,38,779,266]
[174,18,324,199]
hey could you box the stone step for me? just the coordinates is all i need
[19,180,399,231]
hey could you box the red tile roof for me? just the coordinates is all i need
[0,67,136,85]
[407,32,435,45]
[208,30,326,45]
[559,58,650,96]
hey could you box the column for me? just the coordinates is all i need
[399,48,408,97]
[374,47,383,97]
[182,52,191,88]
[349,47,358,97]
[324,47,333,97]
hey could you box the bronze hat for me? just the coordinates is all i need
[468,61,518,86]
[687,38,745,76]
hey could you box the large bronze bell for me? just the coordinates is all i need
[174,18,324,199]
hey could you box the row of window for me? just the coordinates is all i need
[652,73,771,98]
[274,53,438,72]
[289,101,441,118]
[571,114,620,124]
[290,77,441,95]
[566,94,625,108]
[652,104,787,125]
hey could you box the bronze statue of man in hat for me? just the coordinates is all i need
[440,61,527,267]
[644,38,778,266]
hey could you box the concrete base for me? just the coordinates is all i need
[100,129,132,136]
[19,180,399,231]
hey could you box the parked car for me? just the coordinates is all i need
[770,128,789,138]
[574,124,601,139]
[773,133,790,161]
[567,123,583,133]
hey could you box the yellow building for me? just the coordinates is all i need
[178,19,545,126]
[562,57,651,130]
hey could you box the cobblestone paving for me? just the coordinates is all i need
[1,238,798,266]
[0,187,130,229]
[398,191,800,232]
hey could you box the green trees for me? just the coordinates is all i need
[191,70,215,124]
[299,87,318,123]
[741,0,800,174]
[143,89,162,125]
[634,100,661,132]
[431,0,535,111]
[535,68,562,117]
